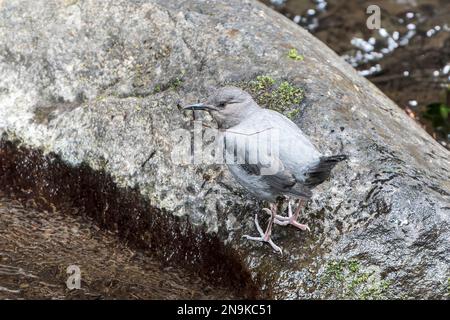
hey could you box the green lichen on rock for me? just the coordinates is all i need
[235,75,304,120]
[320,259,391,300]
[153,84,161,94]
[169,77,183,90]
[152,76,183,94]
[251,75,275,90]
[287,48,304,61]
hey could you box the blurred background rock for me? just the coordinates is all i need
[261,0,450,149]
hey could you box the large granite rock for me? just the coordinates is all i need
[0,0,448,299]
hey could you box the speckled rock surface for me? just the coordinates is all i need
[0,0,449,299]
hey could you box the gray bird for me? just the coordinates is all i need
[184,86,347,253]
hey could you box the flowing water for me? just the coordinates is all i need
[0,192,237,299]
[261,0,450,149]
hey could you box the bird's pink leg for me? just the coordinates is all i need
[262,204,276,240]
[243,203,283,254]
[271,200,310,231]
[289,200,310,231]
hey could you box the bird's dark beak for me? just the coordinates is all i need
[183,103,218,111]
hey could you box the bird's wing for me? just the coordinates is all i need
[238,159,313,199]
[224,116,314,199]
[260,110,322,176]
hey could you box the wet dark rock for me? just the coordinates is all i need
[0,0,449,299]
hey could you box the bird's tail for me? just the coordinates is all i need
[316,155,348,173]
[303,154,348,188]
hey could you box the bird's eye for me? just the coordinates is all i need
[218,102,226,108]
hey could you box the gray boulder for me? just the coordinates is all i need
[0,0,449,299]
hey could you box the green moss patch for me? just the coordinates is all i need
[287,48,304,61]
[236,75,304,120]
[153,76,183,94]
[320,259,391,300]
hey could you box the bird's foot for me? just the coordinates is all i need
[243,213,283,254]
[263,203,310,232]
[273,216,310,231]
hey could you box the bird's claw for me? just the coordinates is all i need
[262,202,310,232]
[242,213,283,254]
[288,220,310,232]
